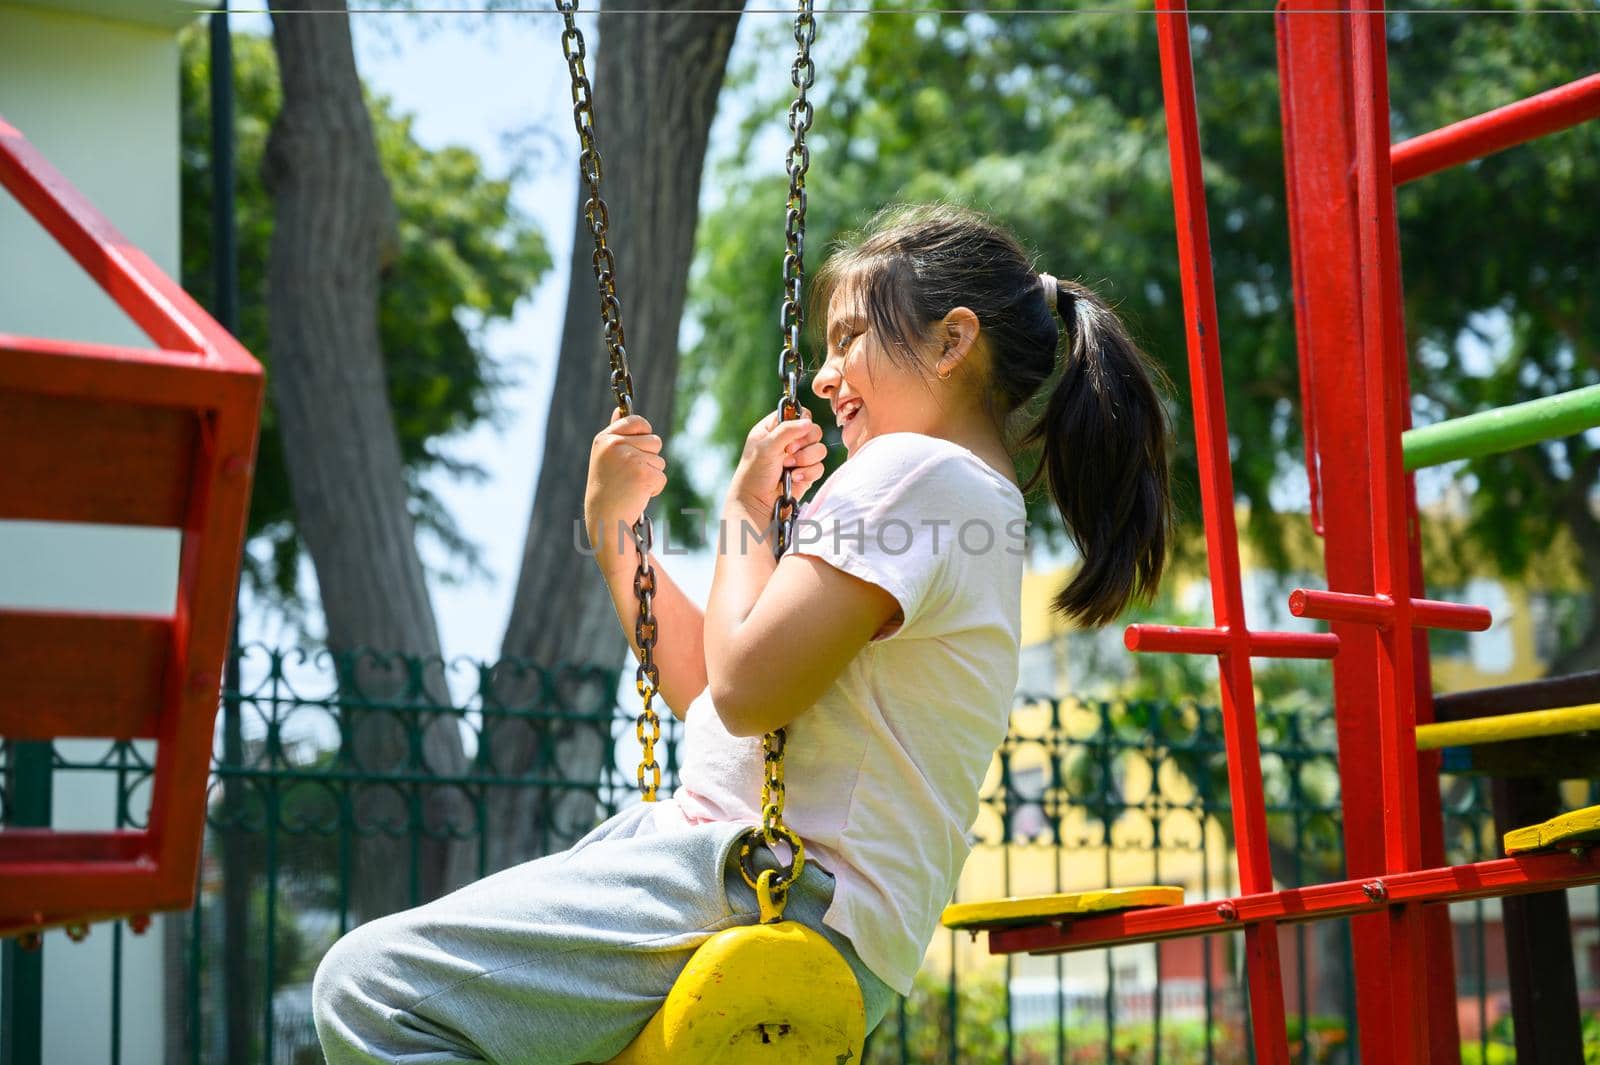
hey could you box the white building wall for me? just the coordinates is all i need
[1,3,202,1062]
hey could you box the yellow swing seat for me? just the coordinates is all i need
[603,920,866,1065]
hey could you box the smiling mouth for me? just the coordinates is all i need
[836,398,863,427]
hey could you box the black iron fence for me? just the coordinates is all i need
[5,645,1595,1064]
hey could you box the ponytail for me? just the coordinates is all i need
[1020,279,1173,628]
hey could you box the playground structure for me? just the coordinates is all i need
[1,1,1599,1063]
[0,116,263,943]
[948,2,1600,1063]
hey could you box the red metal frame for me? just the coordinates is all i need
[0,115,263,936]
[1392,71,1600,186]
[981,4,1600,1063]
[989,849,1600,955]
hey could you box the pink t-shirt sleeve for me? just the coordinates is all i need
[786,435,970,638]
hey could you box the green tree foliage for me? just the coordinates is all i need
[686,2,1599,634]
[179,28,551,612]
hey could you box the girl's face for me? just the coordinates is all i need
[813,280,951,455]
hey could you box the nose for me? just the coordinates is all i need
[811,356,840,401]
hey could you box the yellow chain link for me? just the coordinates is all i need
[736,0,818,924]
[554,0,666,801]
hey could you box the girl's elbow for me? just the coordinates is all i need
[708,675,792,738]
[708,679,759,737]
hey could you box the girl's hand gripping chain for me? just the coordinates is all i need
[728,408,827,532]
[585,407,667,569]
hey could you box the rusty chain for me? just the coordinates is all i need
[739,0,818,923]
[556,0,661,800]
[556,0,818,915]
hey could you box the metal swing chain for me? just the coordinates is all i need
[556,0,663,801]
[739,0,817,925]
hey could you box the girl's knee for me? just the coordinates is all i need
[312,919,400,1036]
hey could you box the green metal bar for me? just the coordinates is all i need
[1402,383,1600,471]
[1000,751,1014,1065]
[110,920,123,1065]
[2,742,52,1065]
[1152,759,1165,1065]
[110,743,134,1065]
[263,767,280,1065]
[1097,702,1116,1065]
[221,680,251,1065]
[188,886,203,1065]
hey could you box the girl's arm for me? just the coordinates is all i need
[590,536,706,720]
[704,495,898,737]
[584,408,706,720]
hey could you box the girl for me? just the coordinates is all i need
[312,202,1173,1064]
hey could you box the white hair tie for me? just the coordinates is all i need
[1038,272,1059,313]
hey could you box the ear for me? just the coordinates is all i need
[937,306,982,373]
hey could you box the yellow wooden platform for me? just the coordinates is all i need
[1415,703,1600,751]
[1503,804,1600,856]
[942,886,1185,933]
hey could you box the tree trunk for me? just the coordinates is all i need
[492,0,746,866]
[264,0,467,916]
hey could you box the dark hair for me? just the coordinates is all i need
[812,202,1173,627]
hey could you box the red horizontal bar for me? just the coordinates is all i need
[1288,589,1491,632]
[0,865,170,928]
[1392,72,1600,186]
[1288,588,1391,625]
[0,829,150,864]
[0,336,260,414]
[1125,624,1340,660]
[1245,630,1340,659]
[0,333,204,371]
[1125,624,1229,654]
[987,849,1600,956]
[1412,597,1493,632]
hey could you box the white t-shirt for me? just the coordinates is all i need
[661,431,1027,995]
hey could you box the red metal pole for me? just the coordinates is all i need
[1350,5,1433,1059]
[1275,11,1393,1060]
[1391,71,1600,185]
[1276,4,1464,1059]
[1152,5,1290,1060]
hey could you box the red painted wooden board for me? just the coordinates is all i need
[0,390,197,527]
[0,830,150,863]
[0,613,171,739]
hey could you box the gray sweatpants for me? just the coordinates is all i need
[312,802,899,1064]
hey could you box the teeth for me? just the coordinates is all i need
[838,400,862,423]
